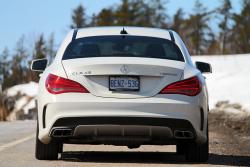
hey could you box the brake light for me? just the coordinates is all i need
[159,76,201,96]
[45,74,89,94]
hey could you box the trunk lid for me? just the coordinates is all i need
[62,57,185,98]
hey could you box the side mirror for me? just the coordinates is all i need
[195,61,212,73]
[30,59,48,72]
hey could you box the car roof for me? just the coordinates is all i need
[55,26,194,66]
[75,26,172,41]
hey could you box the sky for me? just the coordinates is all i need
[0,0,242,53]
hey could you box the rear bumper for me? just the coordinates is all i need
[38,94,208,145]
[49,117,196,146]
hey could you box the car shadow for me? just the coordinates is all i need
[60,151,250,166]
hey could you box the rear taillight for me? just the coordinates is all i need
[159,76,201,96]
[45,74,89,94]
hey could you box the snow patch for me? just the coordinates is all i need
[192,54,250,112]
[23,99,36,114]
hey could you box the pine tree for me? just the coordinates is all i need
[206,32,221,55]
[96,9,115,26]
[89,14,97,27]
[11,35,28,85]
[218,0,232,54]
[231,0,250,53]
[70,4,87,29]
[184,0,211,55]
[89,0,167,28]
[0,48,10,90]
[46,33,56,63]
[95,0,167,28]
[171,8,185,33]
[32,34,47,82]
[33,34,46,59]
[147,0,168,28]
[131,0,153,27]
[115,0,133,26]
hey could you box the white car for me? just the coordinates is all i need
[31,27,212,162]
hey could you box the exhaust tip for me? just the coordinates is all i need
[51,128,73,137]
[174,130,194,139]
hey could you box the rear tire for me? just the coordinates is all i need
[185,141,208,162]
[35,123,59,160]
[176,143,186,155]
[185,125,209,162]
[58,142,63,153]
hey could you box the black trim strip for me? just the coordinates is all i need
[52,117,194,131]
[200,108,204,130]
[42,105,47,128]
[72,29,78,41]
[169,30,175,43]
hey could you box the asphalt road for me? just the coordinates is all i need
[0,120,249,167]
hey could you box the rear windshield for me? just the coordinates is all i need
[63,35,184,61]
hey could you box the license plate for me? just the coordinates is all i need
[109,76,140,91]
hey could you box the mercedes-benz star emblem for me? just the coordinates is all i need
[120,65,129,74]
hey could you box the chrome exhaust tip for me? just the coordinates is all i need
[51,128,73,137]
[174,130,194,139]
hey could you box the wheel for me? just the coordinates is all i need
[185,125,209,162]
[35,122,59,160]
[185,140,208,162]
[176,143,187,155]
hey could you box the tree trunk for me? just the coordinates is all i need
[0,94,7,121]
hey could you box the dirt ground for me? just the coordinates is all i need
[208,102,250,166]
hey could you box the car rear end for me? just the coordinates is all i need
[36,27,209,162]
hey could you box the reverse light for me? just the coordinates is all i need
[159,76,201,96]
[45,74,89,94]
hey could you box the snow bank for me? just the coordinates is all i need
[5,82,38,120]
[192,54,250,111]
[7,82,38,97]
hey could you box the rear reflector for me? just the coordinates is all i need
[159,76,201,96]
[45,74,89,94]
